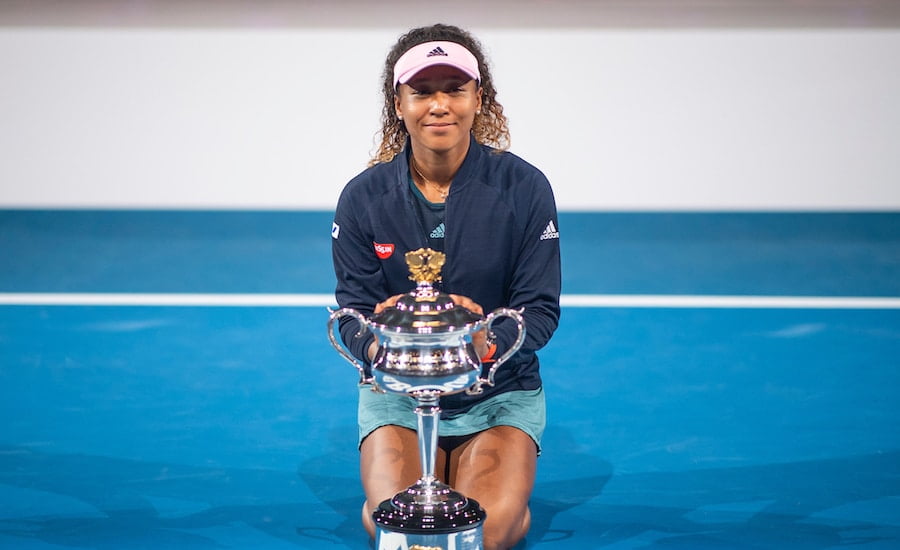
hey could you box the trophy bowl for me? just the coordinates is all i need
[327,248,526,549]
[327,248,525,398]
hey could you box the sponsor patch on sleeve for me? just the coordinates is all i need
[373,242,395,259]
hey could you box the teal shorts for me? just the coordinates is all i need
[357,385,546,454]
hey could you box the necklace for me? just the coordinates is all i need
[411,158,450,200]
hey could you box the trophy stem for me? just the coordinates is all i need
[372,388,486,544]
[415,391,440,487]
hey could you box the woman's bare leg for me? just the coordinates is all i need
[450,426,537,550]
[358,424,448,538]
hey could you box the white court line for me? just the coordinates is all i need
[561,294,900,309]
[0,293,899,309]
[0,293,337,307]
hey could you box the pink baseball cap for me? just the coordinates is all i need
[393,41,481,87]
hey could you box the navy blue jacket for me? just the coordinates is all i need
[332,136,561,414]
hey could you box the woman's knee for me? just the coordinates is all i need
[361,500,376,539]
[451,427,536,549]
[481,501,530,550]
[359,426,420,495]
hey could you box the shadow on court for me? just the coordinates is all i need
[2,443,897,548]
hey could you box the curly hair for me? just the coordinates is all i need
[369,24,510,166]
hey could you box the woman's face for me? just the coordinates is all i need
[394,65,483,158]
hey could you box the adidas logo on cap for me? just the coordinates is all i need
[540,220,560,241]
[426,46,449,57]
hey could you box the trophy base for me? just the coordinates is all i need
[372,484,486,549]
[375,524,483,550]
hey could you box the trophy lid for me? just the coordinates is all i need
[369,248,482,334]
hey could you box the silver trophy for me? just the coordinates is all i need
[328,248,526,549]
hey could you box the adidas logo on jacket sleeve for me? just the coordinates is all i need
[539,220,560,240]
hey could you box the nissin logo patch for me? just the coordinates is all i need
[373,242,395,259]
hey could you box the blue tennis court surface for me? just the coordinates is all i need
[1,210,899,549]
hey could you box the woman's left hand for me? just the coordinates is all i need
[448,294,490,358]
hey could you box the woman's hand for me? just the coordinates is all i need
[367,293,492,361]
[367,294,405,361]
[449,294,490,359]
[374,294,405,314]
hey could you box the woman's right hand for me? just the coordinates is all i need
[374,294,404,314]
[367,294,405,361]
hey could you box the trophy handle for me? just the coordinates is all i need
[467,307,526,395]
[327,307,374,385]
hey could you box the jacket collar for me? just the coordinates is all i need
[394,134,483,194]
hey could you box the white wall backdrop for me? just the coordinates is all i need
[1,16,898,210]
